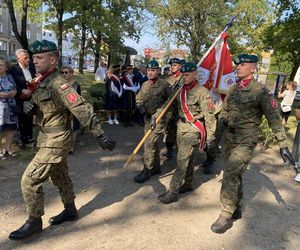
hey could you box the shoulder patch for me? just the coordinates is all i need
[67,93,78,104]
[208,101,214,111]
[271,99,278,108]
[61,83,70,90]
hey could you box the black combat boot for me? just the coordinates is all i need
[211,215,233,234]
[158,190,179,204]
[150,166,161,176]
[179,182,194,194]
[134,167,151,184]
[231,206,242,220]
[165,143,175,159]
[49,201,78,225]
[9,216,42,240]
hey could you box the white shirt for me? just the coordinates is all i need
[281,90,296,106]
[95,66,106,81]
[19,63,32,82]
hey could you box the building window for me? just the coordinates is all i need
[0,41,7,51]
[27,31,31,39]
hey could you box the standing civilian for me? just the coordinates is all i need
[0,58,18,158]
[9,49,36,148]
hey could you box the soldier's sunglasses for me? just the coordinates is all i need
[61,71,69,74]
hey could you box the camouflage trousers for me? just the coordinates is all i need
[169,121,200,192]
[21,147,75,218]
[143,120,165,170]
[220,133,256,218]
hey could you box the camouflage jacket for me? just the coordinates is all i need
[221,79,287,147]
[176,84,216,141]
[32,70,103,148]
[136,78,169,117]
[165,73,182,87]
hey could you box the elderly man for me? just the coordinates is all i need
[158,62,216,203]
[9,49,36,148]
[211,54,295,234]
[9,40,116,240]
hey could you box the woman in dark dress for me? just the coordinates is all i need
[104,65,122,125]
[120,65,138,127]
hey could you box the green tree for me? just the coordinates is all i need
[264,0,300,80]
[64,0,142,73]
[146,0,275,61]
[44,0,71,68]
[3,0,42,50]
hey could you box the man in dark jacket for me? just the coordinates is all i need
[9,49,36,148]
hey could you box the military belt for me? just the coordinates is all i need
[40,125,70,133]
[180,117,204,123]
[228,127,258,134]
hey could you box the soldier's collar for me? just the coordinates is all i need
[149,78,158,85]
[172,71,181,78]
[39,69,58,88]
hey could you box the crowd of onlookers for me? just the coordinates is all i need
[95,62,171,127]
[0,49,83,158]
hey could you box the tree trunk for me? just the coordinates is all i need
[79,24,87,74]
[5,0,29,49]
[289,63,299,81]
[56,1,64,69]
[93,32,102,73]
[107,50,111,68]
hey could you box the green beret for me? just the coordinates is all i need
[234,54,258,65]
[181,62,197,73]
[147,60,159,69]
[168,58,182,65]
[29,39,58,55]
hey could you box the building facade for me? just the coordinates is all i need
[0,2,42,61]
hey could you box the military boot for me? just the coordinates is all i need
[211,215,233,234]
[158,190,179,204]
[134,167,151,184]
[231,206,242,220]
[150,166,161,176]
[49,201,78,225]
[179,182,194,194]
[9,216,42,240]
[165,143,175,159]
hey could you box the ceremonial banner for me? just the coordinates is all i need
[197,32,235,107]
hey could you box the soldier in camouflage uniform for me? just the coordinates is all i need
[158,62,216,204]
[211,54,295,234]
[134,60,169,184]
[163,58,183,159]
[9,40,116,241]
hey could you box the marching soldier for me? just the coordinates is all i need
[9,40,116,240]
[163,58,183,158]
[158,62,216,204]
[134,60,169,183]
[211,54,295,234]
